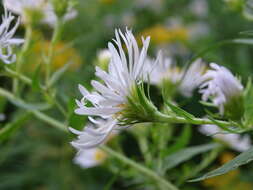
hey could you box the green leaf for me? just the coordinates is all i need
[32,63,42,91]
[232,38,253,45]
[48,62,73,87]
[165,101,195,122]
[243,79,253,127]
[9,98,50,111]
[162,143,220,172]
[0,112,31,141]
[164,125,191,156]
[199,101,217,108]
[189,146,253,182]
[0,88,50,111]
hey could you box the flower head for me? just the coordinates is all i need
[0,6,24,64]
[71,29,152,149]
[3,0,77,27]
[199,63,244,119]
[70,118,118,149]
[199,124,251,152]
[73,148,107,169]
[146,54,180,85]
[146,55,206,97]
[95,49,112,70]
[179,59,206,97]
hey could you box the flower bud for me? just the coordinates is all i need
[200,63,244,120]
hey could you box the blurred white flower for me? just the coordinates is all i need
[71,29,150,149]
[97,49,111,63]
[199,124,251,152]
[0,113,6,121]
[146,54,206,97]
[3,0,77,27]
[188,22,210,41]
[189,0,208,17]
[72,124,119,168]
[199,63,243,115]
[74,148,107,168]
[121,12,135,27]
[0,6,24,64]
[179,59,206,97]
[146,54,179,85]
[135,0,163,12]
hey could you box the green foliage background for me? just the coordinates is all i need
[1,0,253,189]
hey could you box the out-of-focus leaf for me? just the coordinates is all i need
[163,125,191,156]
[0,112,31,141]
[162,143,220,172]
[243,79,253,127]
[32,63,42,91]
[9,98,50,111]
[0,88,50,111]
[189,146,253,182]
[232,38,253,45]
[49,62,73,87]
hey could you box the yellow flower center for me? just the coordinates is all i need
[94,150,107,162]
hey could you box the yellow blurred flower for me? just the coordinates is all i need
[32,41,82,71]
[203,152,253,190]
[139,25,188,45]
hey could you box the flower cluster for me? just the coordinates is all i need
[0,6,23,64]
[70,28,248,158]
[146,55,206,97]
[3,0,77,27]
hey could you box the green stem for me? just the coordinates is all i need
[46,18,63,87]
[32,110,67,132]
[0,87,178,189]
[0,87,67,132]
[4,67,67,117]
[5,67,32,85]
[154,111,231,127]
[101,145,179,190]
[13,25,33,95]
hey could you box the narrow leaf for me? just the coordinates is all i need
[49,62,73,87]
[165,101,195,122]
[32,63,42,91]
[163,143,219,172]
[0,112,31,141]
[189,147,253,182]
[164,125,191,155]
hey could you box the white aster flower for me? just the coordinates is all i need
[146,55,206,97]
[0,6,24,64]
[71,29,150,149]
[72,127,118,168]
[3,0,77,27]
[199,63,243,116]
[179,59,206,97]
[199,124,251,152]
[145,54,179,85]
[73,148,107,169]
[70,118,118,149]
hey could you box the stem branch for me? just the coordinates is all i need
[101,145,179,190]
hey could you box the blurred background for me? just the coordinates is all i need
[1,0,253,189]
